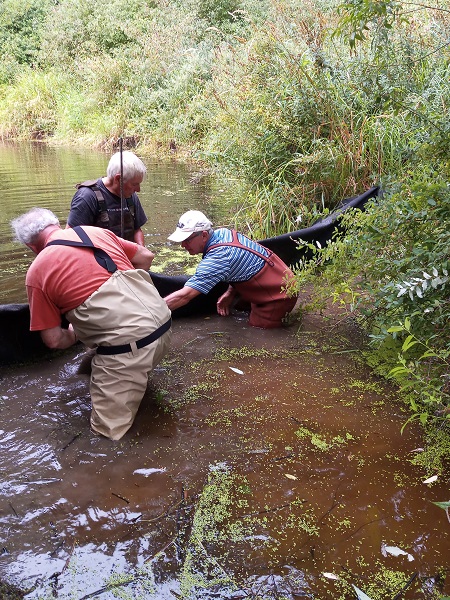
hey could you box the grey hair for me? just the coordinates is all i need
[106,150,147,181]
[11,207,60,245]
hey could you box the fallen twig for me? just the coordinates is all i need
[139,498,185,523]
[144,536,177,564]
[60,432,81,451]
[111,492,130,504]
[392,572,418,599]
[240,500,306,520]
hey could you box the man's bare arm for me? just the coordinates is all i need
[133,228,145,246]
[130,245,155,270]
[164,286,201,310]
[40,324,77,349]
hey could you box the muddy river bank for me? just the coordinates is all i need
[1,305,449,599]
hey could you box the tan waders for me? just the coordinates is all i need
[67,269,171,440]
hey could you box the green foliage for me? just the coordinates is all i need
[196,0,244,29]
[0,69,61,138]
[288,172,450,443]
[198,0,450,232]
[385,319,450,429]
[0,0,53,83]
[334,0,404,48]
[38,0,154,67]
[410,426,450,473]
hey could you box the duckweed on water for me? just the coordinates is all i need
[179,464,251,598]
[213,346,272,361]
[295,426,356,452]
[150,246,200,276]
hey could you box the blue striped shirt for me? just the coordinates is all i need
[185,228,269,294]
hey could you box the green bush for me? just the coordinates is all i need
[0,0,53,83]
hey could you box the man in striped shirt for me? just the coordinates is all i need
[164,210,297,328]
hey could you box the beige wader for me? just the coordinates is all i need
[67,269,171,440]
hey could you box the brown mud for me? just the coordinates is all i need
[0,307,449,599]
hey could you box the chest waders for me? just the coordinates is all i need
[76,180,136,241]
[46,226,171,353]
[206,230,297,328]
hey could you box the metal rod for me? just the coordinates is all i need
[119,137,124,238]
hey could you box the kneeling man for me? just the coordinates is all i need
[165,210,297,328]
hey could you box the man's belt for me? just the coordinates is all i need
[96,318,172,355]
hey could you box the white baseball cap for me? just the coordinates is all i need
[168,210,213,242]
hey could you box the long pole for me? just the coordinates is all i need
[119,137,124,238]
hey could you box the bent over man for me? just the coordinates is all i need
[165,210,297,328]
[11,208,171,440]
[67,150,148,244]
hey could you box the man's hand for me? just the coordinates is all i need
[40,324,78,349]
[164,286,201,311]
[216,285,236,316]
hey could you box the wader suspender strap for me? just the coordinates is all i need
[46,226,118,273]
[76,181,136,225]
[206,229,275,267]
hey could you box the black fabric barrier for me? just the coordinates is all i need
[0,186,380,365]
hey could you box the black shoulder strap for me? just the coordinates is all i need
[76,180,108,218]
[76,180,135,220]
[46,226,118,273]
[125,196,135,218]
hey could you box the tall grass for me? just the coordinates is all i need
[0,70,62,139]
[0,0,448,203]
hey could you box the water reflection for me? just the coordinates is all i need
[0,141,225,303]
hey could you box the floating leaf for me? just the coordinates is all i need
[133,468,166,477]
[229,367,244,375]
[432,500,450,510]
[352,584,374,600]
[381,543,414,561]
[423,474,438,484]
[322,573,374,599]
[285,473,298,480]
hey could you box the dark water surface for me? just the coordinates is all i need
[0,144,449,599]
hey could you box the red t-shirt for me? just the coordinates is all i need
[26,226,138,331]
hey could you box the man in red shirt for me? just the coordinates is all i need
[11,207,171,440]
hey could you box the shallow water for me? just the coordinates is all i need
[1,312,449,599]
[0,141,223,303]
[0,143,449,599]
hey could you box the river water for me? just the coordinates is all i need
[0,141,224,304]
[0,143,449,599]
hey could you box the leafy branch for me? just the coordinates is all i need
[387,318,450,430]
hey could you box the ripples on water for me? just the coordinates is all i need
[0,141,226,303]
